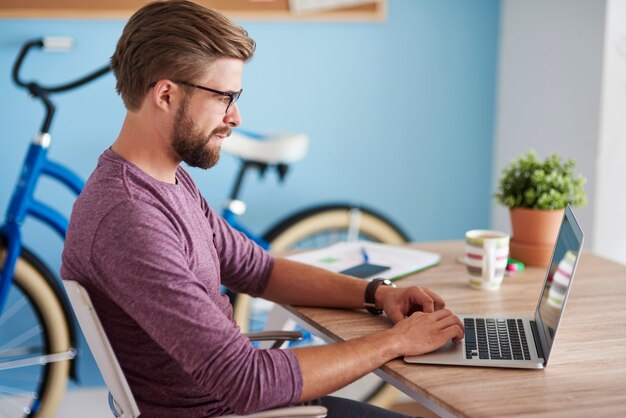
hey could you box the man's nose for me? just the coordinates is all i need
[225,102,242,127]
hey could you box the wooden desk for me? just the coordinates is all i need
[283,241,626,418]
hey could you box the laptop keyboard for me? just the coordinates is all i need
[464,318,531,361]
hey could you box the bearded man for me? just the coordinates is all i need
[62,1,463,417]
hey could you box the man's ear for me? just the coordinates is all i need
[151,80,179,112]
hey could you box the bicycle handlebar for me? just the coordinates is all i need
[12,37,112,134]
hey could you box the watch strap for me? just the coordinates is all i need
[364,278,394,315]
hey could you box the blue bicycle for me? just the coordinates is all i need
[1,37,411,417]
[0,37,110,417]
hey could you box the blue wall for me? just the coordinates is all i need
[0,0,500,386]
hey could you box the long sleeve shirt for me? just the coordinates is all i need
[61,148,302,417]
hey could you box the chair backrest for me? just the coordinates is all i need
[63,280,141,418]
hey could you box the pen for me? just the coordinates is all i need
[361,247,369,264]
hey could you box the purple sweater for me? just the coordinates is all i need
[61,149,303,417]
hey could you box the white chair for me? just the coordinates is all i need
[63,280,327,418]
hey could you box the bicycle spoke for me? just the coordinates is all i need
[0,372,43,383]
[0,386,36,416]
[0,261,74,418]
[0,297,28,328]
[0,350,75,372]
[0,346,42,358]
[0,385,37,399]
[0,325,41,351]
[347,208,362,242]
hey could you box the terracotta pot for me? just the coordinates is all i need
[509,208,564,267]
[509,240,554,268]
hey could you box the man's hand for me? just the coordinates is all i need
[387,309,465,357]
[377,285,446,323]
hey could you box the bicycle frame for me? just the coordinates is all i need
[222,208,270,250]
[221,156,272,250]
[2,37,109,317]
[0,134,84,314]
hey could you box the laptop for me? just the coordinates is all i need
[404,204,583,369]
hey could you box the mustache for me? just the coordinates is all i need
[212,127,232,138]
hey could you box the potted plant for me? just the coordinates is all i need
[495,150,587,266]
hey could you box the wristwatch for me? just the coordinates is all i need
[364,278,396,315]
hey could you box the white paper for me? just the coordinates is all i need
[286,241,440,281]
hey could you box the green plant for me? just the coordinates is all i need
[495,150,587,210]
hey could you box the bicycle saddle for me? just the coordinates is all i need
[222,131,309,165]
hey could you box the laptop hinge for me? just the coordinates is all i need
[530,320,545,361]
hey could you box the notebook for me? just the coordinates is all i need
[404,205,583,369]
[286,241,440,281]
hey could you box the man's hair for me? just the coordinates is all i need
[111,0,255,111]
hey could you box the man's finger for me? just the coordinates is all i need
[423,288,446,311]
[409,287,434,313]
[424,308,453,321]
[443,324,465,344]
[436,312,465,333]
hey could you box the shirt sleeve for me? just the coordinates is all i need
[202,197,275,297]
[89,200,302,414]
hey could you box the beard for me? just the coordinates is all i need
[171,97,231,169]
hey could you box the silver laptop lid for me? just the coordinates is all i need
[534,205,584,365]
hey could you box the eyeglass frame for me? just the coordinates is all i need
[147,80,242,114]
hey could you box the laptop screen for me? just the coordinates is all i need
[535,205,584,362]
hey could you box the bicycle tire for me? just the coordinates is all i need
[232,204,410,408]
[0,245,72,418]
[264,204,410,251]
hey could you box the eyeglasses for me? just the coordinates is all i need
[148,80,243,114]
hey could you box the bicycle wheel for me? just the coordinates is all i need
[264,204,410,252]
[0,246,72,418]
[232,204,409,407]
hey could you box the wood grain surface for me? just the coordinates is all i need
[284,241,626,418]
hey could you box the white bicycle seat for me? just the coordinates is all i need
[222,131,309,165]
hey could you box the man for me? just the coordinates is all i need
[61,1,464,417]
